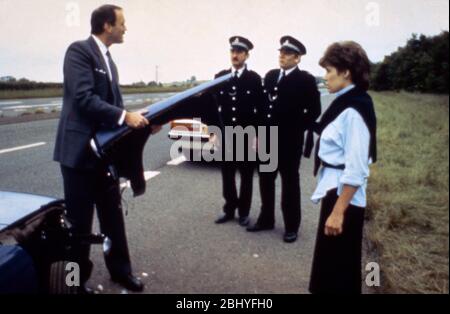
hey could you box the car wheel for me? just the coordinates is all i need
[48,261,78,294]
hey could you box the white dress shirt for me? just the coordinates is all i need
[311,85,371,207]
[277,66,297,82]
[91,35,126,126]
[232,65,246,78]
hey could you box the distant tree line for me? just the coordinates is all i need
[371,31,449,93]
[0,78,62,91]
[0,73,201,91]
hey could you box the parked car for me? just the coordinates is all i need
[0,191,110,294]
[168,119,218,158]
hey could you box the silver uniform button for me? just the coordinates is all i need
[220,91,224,95]
[267,114,271,118]
[254,109,257,113]
[274,87,278,91]
[232,107,236,111]
[247,90,251,94]
[218,106,222,112]
[232,86,236,90]
[269,105,273,109]
[232,97,236,101]
[232,117,236,122]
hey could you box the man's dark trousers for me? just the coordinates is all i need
[258,153,302,233]
[222,161,255,218]
[61,162,131,283]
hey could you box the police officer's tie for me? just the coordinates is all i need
[277,70,286,84]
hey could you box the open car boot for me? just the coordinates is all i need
[90,74,231,196]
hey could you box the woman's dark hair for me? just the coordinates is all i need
[91,4,122,35]
[319,41,371,91]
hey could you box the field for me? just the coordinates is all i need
[366,91,449,293]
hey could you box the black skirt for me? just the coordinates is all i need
[309,188,365,294]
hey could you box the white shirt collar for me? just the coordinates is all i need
[231,65,246,78]
[335,84,355,97]
[91,35,113,81]
[92,34,109,56]
[280,66,297,77]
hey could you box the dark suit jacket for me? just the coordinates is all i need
[54,36,124,169]
[258,67,321,157]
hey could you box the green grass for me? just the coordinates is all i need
[0,88,63,99]
[0,86,188,100]
[366,91,449,294]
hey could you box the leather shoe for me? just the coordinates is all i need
[238,216,250,226]
[283,232,298,243]
[246,223,274,232]
[215,213,234,224]
[111,274,144,292]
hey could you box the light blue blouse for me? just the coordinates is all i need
[311,85,371,208]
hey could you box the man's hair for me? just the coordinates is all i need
[319,41,371,91]
[91,4,122,35]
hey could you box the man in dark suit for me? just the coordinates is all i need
[214,36,264,227]
[53,5,152,292]
[247,36,321,243]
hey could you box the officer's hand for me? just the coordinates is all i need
[125,111,149,129]
[252,137,258,152]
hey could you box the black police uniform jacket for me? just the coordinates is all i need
[214,68,263,128]
[259,68,321,159]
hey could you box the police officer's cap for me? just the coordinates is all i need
[229,36,254,52]
[279,36,306,55]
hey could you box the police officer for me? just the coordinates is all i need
[247,36,321,243]
[214,36,264,226]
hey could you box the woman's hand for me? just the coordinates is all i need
[324,185,358,236]
[324,210,345,236]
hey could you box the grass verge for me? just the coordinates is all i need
[366,91,449,293]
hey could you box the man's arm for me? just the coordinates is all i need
[303,74,322,129]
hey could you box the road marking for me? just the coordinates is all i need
[120,170,160,189]
[167,155,187,166]
[3,103,61,110]
[0,142,46,155]
[0,101,23,105]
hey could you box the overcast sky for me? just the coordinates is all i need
[0,0,448,84]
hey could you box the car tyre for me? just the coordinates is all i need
[48,261,78,294]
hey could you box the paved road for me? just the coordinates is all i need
[0,94,334,294]
[0,92,176,114]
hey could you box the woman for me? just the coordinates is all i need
[307,41,377,294]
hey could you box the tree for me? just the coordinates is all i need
[370,31,449,94]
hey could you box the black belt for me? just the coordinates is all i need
[322,161,345,170]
